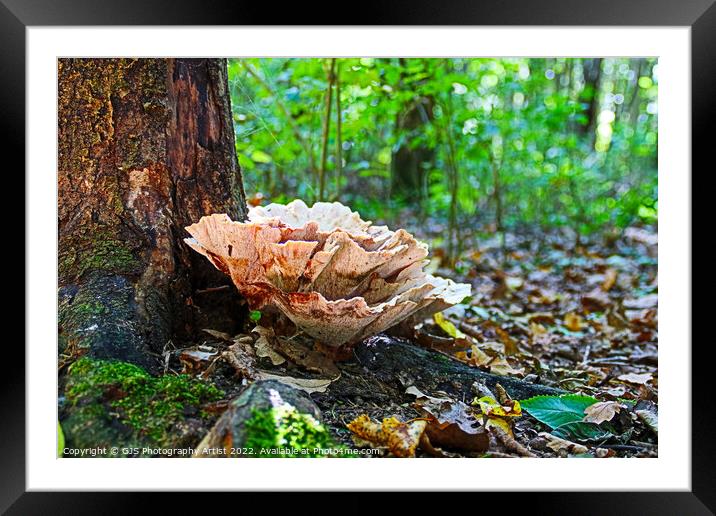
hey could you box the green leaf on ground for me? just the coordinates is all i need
[551,421,613,441]
[520,394,599,429]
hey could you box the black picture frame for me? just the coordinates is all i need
[5,0,711,512]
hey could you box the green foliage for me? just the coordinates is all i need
[520,394,599,428]
[57,421,65,457]
[243,405,344,457]
[65,358,224,447]
[521,394,615,442]
[551,421,613,441]
[228,58,657,243]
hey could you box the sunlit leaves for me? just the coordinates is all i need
[638,76,653,89]
[228,57,657,233]
[251,150,272,164]
[473,396,522,438]
[433,312,466,339]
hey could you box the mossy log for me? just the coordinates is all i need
[195,380,338,458]
[58,58,247,366]
[60,357,223,455]
[351,335,567,400]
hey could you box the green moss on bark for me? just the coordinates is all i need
[58,296,106,352]
[243,405,347,457]
[59,228,139,281]
[63,357,224,452]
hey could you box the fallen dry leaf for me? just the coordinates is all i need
[618,372,653,385]
[179,348,219,374]
[601,268,618,291]
[456,343,493,368]
[530,322,548,337]
[406,386,488,452]
[406,387,475,432]
[347,414,427,457]
[433,312,467,339]
[382,418,428,458]
[202,328,234,342]
[624,294,658,310]
[564,312,584,332]
[594,448,616,458]
[275,338,341,378]
[495,327,519,355]
[528,312,556,325]
[473,396,522,438]
[222,340,259,380]
[256,372,335,393]
[417,433,456,457]
[635,408,658,435]
[539,432,589,455]
[484,416,513,436]
[581,288,611,311]
[251,325,339,377]
[251,326,286,366]
[487,357,525,377]
[415,323,472,352]
[530,288,559,305]
[624,227,658,247]
[425,421,488,453]
[583,401,622,424]
[475,396,522,418]
[505,276,524,291]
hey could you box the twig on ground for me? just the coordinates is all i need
[581,344,591,365]
[491,426,538,457]
[195,285,231,295]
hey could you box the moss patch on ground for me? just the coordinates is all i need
[244,404,348,457]
[63,357,224,451]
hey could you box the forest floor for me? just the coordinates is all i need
[182,223,658,458]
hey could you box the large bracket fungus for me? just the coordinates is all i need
[185,200,470,354]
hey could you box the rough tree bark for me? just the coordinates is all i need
[58,58,247,367]
[350,335,566,400]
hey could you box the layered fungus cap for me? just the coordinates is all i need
[185,200,471,348]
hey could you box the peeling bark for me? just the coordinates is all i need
[58,58,247,366]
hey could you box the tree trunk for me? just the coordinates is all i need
[391,97,434,205]
[390,59,436,207]
[580,58,603,144]
[58,58,247,367]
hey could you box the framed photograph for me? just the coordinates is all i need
[7,0,710,511]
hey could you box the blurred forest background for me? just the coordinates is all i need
[227,58,658,262]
